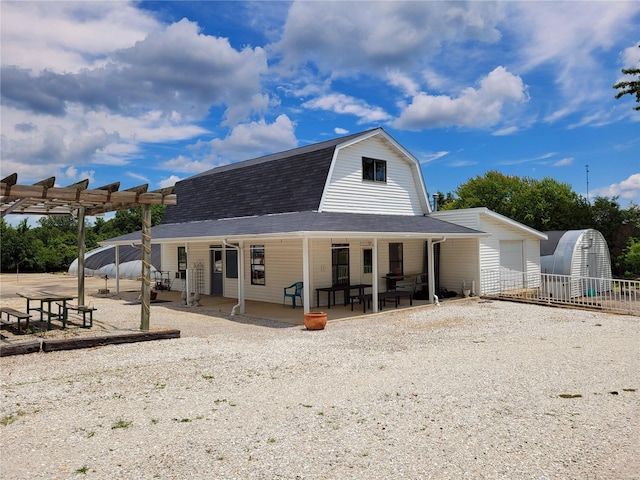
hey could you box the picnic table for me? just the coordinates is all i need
[16,291,75,329]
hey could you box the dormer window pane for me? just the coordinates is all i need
[362,157,386,183]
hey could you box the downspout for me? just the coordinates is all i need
[223,239,242,316]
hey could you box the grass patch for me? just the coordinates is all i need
[111,419,133,429]
[75,465,89,475]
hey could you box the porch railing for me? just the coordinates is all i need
[480,269,639,316]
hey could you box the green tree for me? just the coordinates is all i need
[0,219,41,272]
[444,171,589,231]
[622,238,640,277]
[99,205,166,239]
[613,45,640,111]
[589,197,640,277]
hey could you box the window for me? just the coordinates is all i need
[389,243,403,275]
[177,246,187,279]
[250,245,265,285]
[225,249,238,279]
[332,244,350,286]
[363,248,373,274]
[362,157,387,182]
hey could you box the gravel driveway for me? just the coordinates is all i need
[1,295,638,479]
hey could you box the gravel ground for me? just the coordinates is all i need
[0,294,638,479]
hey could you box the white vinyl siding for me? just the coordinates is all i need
[160,243,209,294]
[500,240,524,272]
[242,240,304,304]
[439,238,479,295]
[431,209,544,295]
[321,137,425,215]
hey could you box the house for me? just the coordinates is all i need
[539,229,612,298]
[103,128,545,315]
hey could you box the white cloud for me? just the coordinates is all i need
[159,175,182,189]
[126,172,150,184]
[334,128,349,135]
[492,126,519,136]
[553,157,574,167]
[274,2,505,76]
[510,2,640,116]
[208,115,298,162]
[421,151,449,164]
[303,93,392,124]
[621,43,640,67]
[0,1,161,73]
[160,155,218,175]
[591,173,640,201]
[387,71,419,97]
[393,66,527,129]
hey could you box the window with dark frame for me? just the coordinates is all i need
[389,243,403,276]
[363,248,373,274]
[177,246,187,279]
[332,244,350,286]
[362,157,387,182]
[225,249,238,279]
[250,245,265,285]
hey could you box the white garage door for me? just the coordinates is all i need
[500,240,523,272]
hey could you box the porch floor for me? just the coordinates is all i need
[134,288,434,325]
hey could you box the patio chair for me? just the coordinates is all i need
[283,281,303,308]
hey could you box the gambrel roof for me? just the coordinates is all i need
[162,129,376,224]
[105,128,485,244]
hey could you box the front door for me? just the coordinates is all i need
[210,248,223,296]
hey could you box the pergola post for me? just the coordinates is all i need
[140,204,152,330]
[77,207,86,306]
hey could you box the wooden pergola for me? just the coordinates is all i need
[0,173,177,330]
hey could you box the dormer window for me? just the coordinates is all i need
[362,157,386,182]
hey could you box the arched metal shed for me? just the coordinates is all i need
[68,244,162,281]
[540,229,612,298]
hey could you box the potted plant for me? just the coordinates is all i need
[304,312,327,330]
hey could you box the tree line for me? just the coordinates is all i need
[0,205,166,274]
[1,175,639,278]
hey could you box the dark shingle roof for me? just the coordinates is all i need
[107,211,484,244]
[84,244,161,270]
[161,129,379,224]
[540,230,568,256]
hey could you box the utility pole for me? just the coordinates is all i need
[586,164,590,203]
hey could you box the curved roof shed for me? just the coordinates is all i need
[540,229,612,279]
[68,244,161,280]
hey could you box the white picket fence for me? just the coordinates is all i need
[480,269,639,316]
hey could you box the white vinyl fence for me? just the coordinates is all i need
[481,269,639,316]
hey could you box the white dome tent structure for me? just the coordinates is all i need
[68,244,162,281]
[540,229,612,299]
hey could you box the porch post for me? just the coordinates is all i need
[115,245,120,294]
[184,243,190,306]
[76,206,86,307]
[140,204,152,330]
[372,238,379,313]
[238,240,246,314]
[302,236,310,313]
[427,239,435,304]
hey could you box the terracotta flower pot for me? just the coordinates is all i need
[304,312,327,330]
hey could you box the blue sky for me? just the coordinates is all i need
[1,1,639,222]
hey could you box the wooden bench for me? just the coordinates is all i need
[57,302,96,328]
[0,307,32,332]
